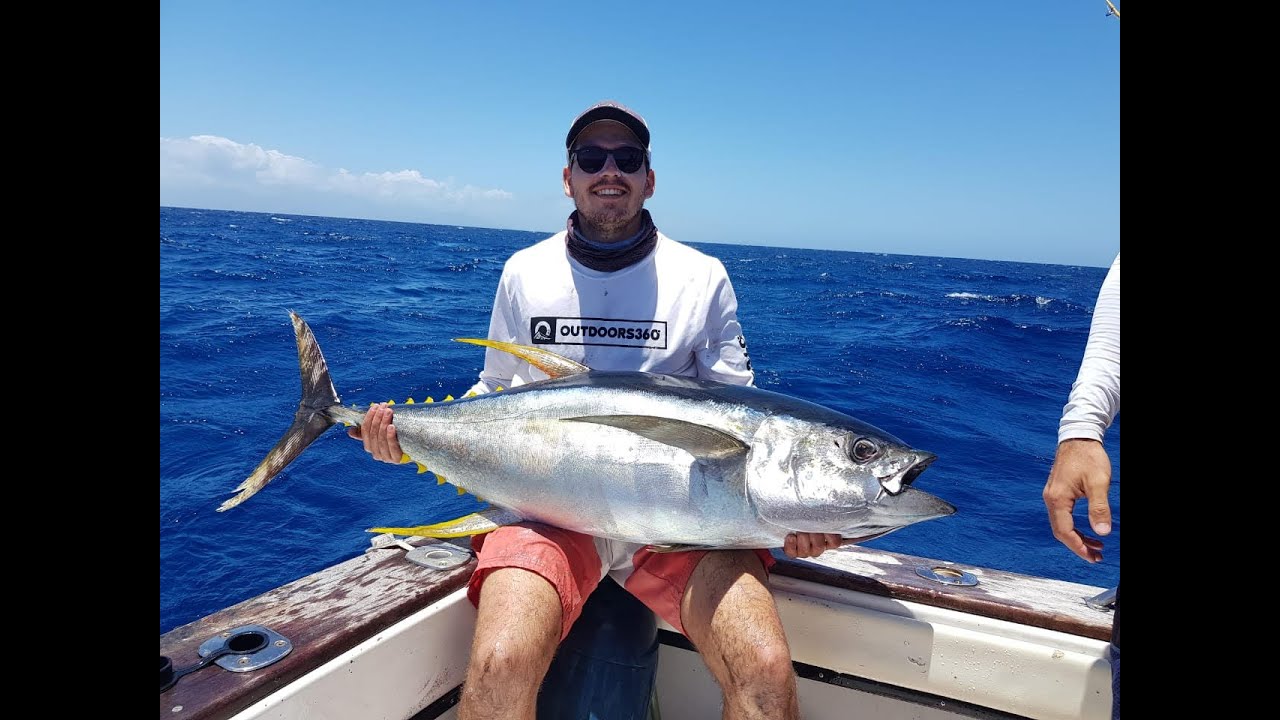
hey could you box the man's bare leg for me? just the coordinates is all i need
[681,550,800,720]
[458,568,562,720]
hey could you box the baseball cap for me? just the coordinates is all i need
[565,100,650,150]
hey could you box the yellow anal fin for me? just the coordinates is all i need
[368,507,523,538]
[454,338,591,379]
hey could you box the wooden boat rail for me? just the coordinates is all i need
[159,538,1112,720]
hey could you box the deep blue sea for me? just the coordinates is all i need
[160,206,1120,635]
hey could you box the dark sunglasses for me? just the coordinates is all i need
[572,145,647,174]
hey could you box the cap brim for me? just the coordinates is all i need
[566,107,650,149]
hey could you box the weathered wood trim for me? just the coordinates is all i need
[770,546,1114,641]
[159,539,475,720]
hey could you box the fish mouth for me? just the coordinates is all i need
[878,451,937,496]
[902,452,936,487]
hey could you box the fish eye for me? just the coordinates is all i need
[849,437,879,463]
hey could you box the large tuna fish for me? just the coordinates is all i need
[218,312,955,549]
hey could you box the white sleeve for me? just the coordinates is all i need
[466,270,521,396]
[695,262,756,388]
[1058,253,1120,443]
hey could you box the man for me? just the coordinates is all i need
[1042,252,1120,719]
[353,100,838,719]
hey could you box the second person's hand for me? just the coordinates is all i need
[783,532,842,559]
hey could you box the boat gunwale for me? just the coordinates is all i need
[159,539,1112,720]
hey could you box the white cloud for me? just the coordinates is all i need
[159,135,512,220]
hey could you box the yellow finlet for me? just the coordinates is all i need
[436,474,447,485]
[399,453,411,465]
[387,399,395,405]
[444,394,454,402]
[495,385,505,391]
[405,398,415,404]
[416,463,428,474]
[426,397,435,404]
[456,486,466,495]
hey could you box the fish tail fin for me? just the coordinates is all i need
[218,311,341,512]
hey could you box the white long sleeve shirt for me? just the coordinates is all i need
[1058,253,1120,443]
[467,231,754,395]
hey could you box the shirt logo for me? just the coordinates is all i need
[530,316,667,349]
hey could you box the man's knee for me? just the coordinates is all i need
[753,639,794,676]
[718,635,799,719]
[470,568,562,676]
[468,634,549,687]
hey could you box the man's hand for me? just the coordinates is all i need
[348,402,406,463]
[1042,438,1112,563]
[783,532,842,559]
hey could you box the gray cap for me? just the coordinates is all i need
[566,100,650,150]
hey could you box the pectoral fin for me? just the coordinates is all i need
[566,415,748,461]
[368,506,524,538]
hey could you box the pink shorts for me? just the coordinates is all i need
[468,522,775,641]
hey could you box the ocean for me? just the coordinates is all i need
[159,206,1120,635]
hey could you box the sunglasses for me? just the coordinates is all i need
[571,145,647,174]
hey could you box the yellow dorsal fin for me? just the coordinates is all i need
[454,338,591,379]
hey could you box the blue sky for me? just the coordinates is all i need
[160,2,1119,267]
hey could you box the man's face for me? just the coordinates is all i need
[563,121,655,238]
